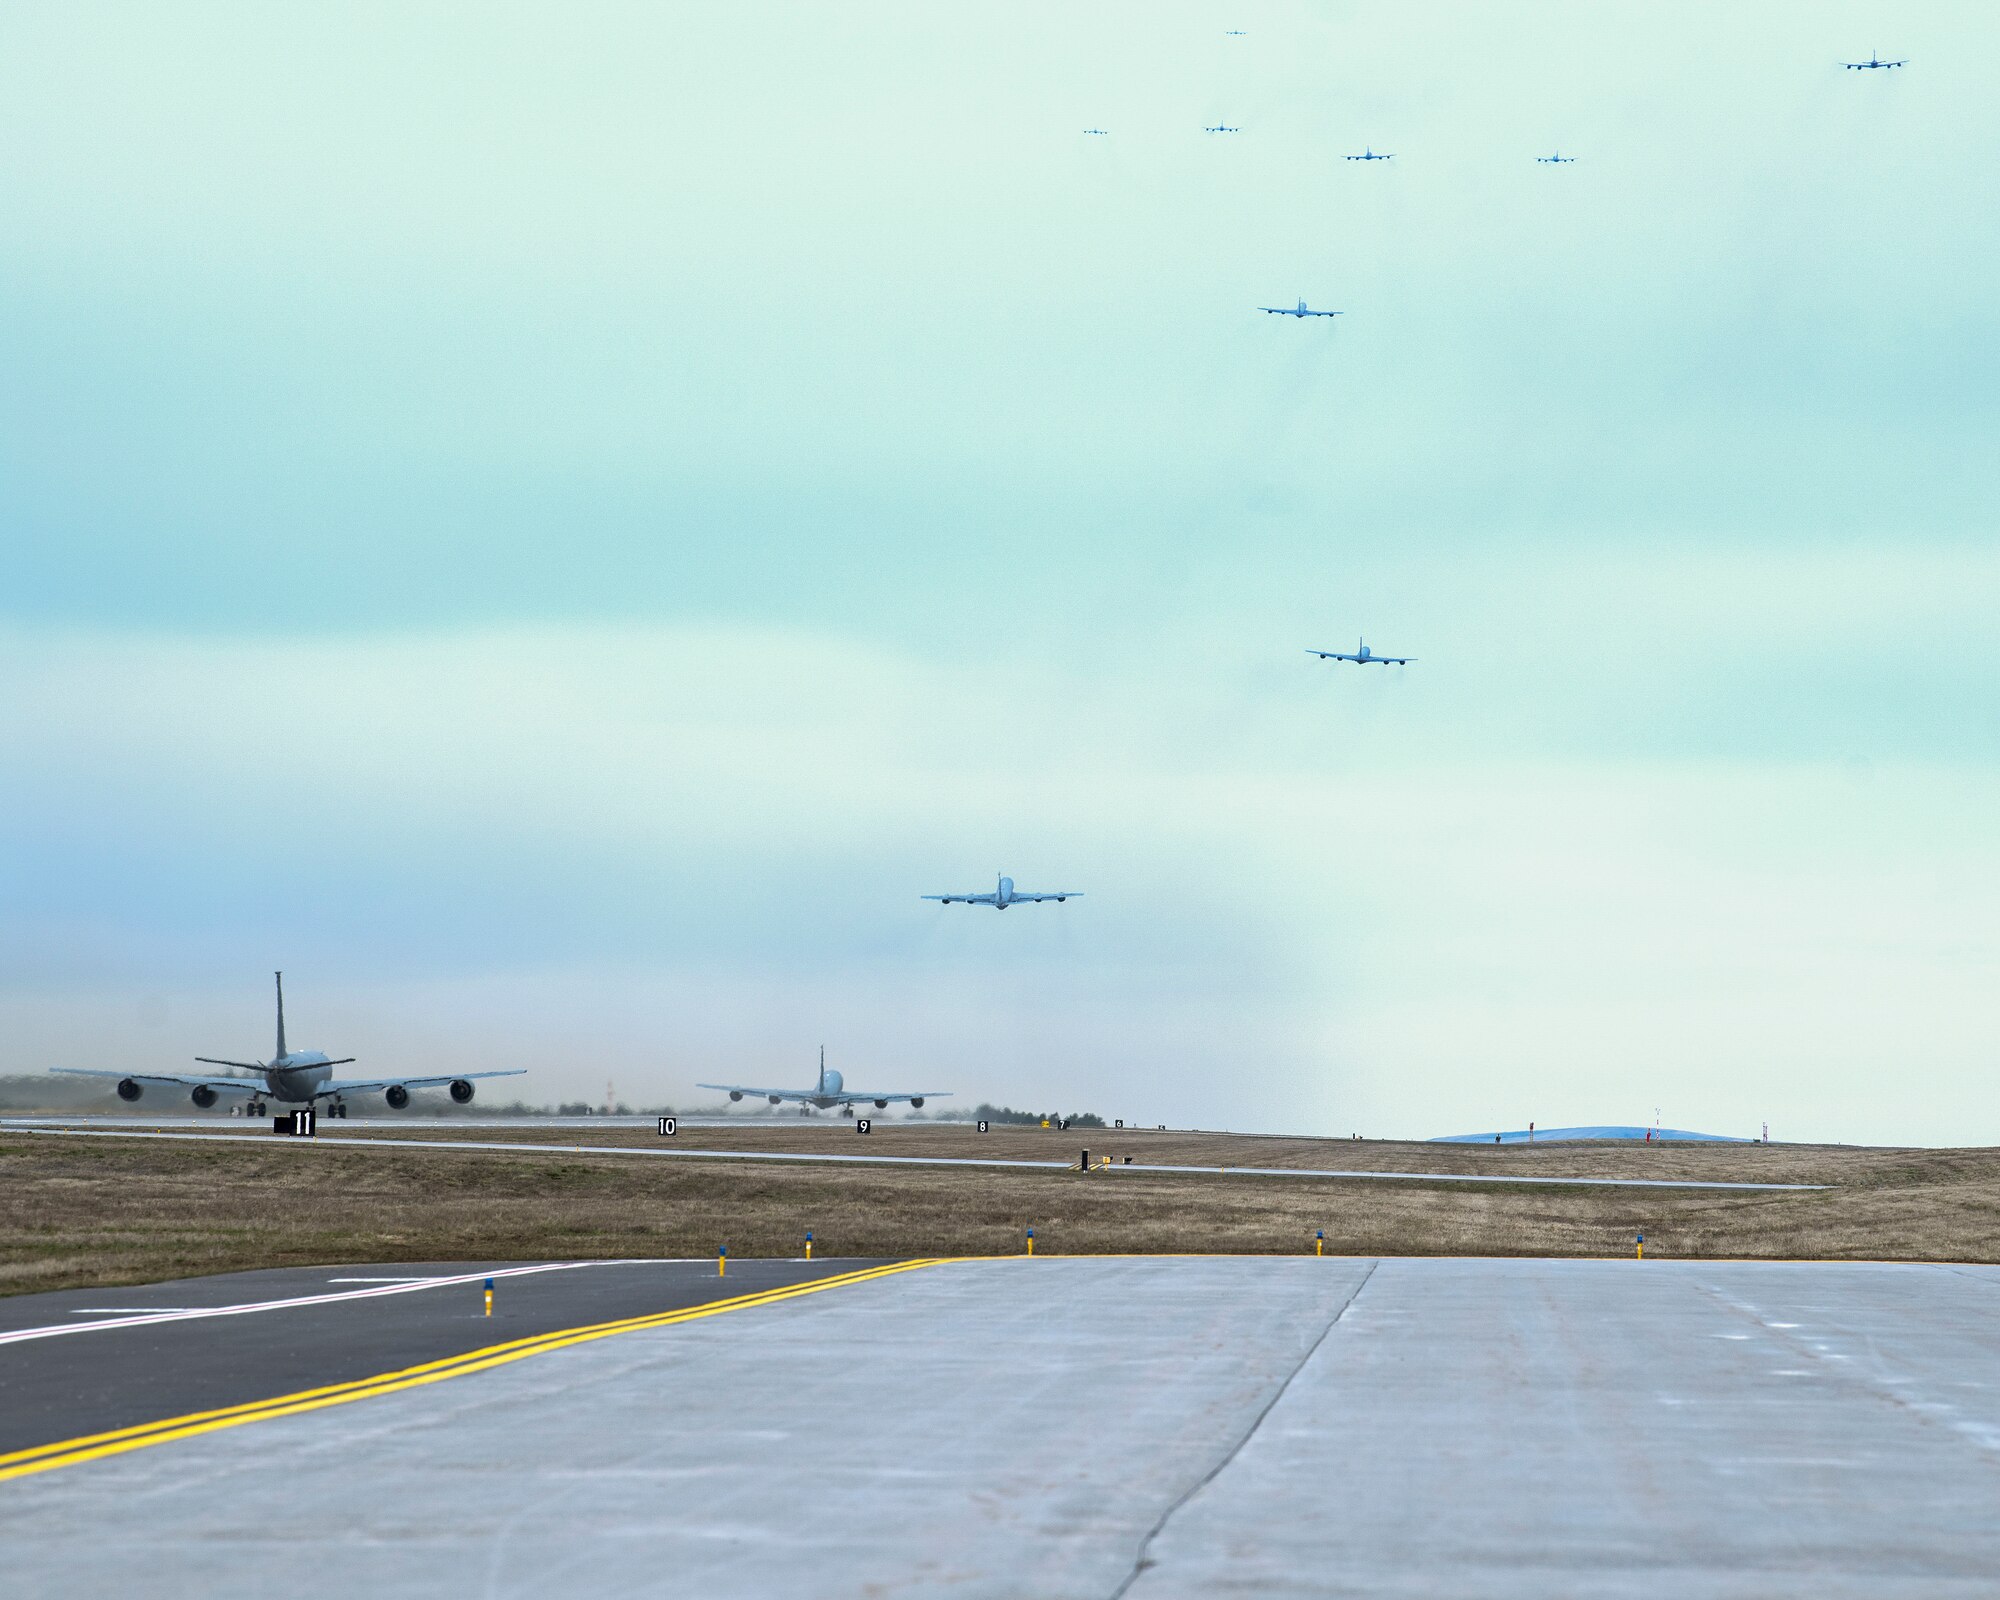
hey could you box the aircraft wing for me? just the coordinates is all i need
[696,1082,815,1102]
[832,1091,953,1105]
[1306,648,1360,661]
[922,894,999,905]
[1006,892,1082,902]
[48,1068,262,1094]
[1378,656,1414,664]
[316,1070,527,1095]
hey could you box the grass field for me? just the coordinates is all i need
[4,1121,1998,1296]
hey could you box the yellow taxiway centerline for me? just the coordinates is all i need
[0,1259,945,1483]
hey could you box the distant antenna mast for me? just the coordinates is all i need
[604,1079,615,1116]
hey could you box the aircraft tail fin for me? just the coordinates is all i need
[274,971,287,1061]
[818,1046,826,1096]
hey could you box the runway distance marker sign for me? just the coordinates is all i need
[657,1117,678,1136]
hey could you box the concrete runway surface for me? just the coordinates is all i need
[4,1257,1999,1597]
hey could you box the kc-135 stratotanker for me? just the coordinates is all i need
[49,972,524,1118]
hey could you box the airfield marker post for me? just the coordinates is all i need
[1316,1231,1324,1257]
[805,1230,812,1261]
[1026,1227,1034,1257]
[718,1246,727,1279]
[483,1277,493,1317]
[1636,1232,1644,1261]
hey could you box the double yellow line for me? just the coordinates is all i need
[0,1259,945,1484]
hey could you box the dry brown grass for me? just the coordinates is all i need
[4,1125,1998,1298]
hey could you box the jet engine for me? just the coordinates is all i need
[449,1079,475,1104]
[116,1078,143,1102]
[384,1084,410,1109]
[190,1085,218,1109]
[910,1097,925,1109]
[728,1090,743,1101]
[874,1099,888,1109]
[768,1095,782,1105]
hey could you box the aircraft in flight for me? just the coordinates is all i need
[1842,52,1904,70]
[1204,122,1241,133]
[49,972,525,1118]
[1346,147,1393,161]
[1261,299,1342,318]
[1307,638,1415,666]
[1224,30,1247,36]
[924,874,1081,909]
[700,1048,948,1117]
[1083,128,1108,135]
[1537,152,1577,163]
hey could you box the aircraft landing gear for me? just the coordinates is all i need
[328,1100,348,1119]
[247,1100,267,1118]
[840,1104,855,1118]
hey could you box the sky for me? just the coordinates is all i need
[0,1,1993,1142]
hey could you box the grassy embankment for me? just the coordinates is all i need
[3,1122,1997,1295]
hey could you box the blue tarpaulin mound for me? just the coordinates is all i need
[1432,1125,1750,1144]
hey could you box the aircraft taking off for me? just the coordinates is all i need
[1842,52,1904,69]
[924,874,1080,909]
[1537,152,1576,163]
[1204,123,1241,133]
[1346,147,1393,161]
[1082,128,1108,135]
[1307,638,1414,666]
[1261,299,1342,318]
[49,972,525,1117]
[699,1048,948,1116]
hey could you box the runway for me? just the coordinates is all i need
[0,1122,1820,1191]
[5,1257,2000,1596]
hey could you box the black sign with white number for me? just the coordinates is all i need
[855,1118,872,1134]
[976,1119,990,1133]
[1115,1119,1124,1128]
[657,1117,678,1136]
[277,1109,316,1137]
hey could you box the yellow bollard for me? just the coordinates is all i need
[718,1246,727,1278]
[1315,1231,1324,1257]
[483,1276,493,1317]
[1636,1232,1644,1261]
[805,1230,813,1261]
[1026,1227,1035,1257]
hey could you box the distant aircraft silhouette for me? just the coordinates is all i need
[1842,51,1904,70]
[1082,128,1108,135]
[1204,123,1241,134]
[1537,152,1576,164]
[1347,147,1393,162]
[1260,299,1342,319]
[1307,638,1414,666]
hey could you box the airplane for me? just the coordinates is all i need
[1346,147,1393,161]
[1204,123,1241,133]
[923,874,1081,909]
[1082,128,1109,135]
[1537,152,1576,163]
[48,971,526,1118]
[699,1047,948,1117]
[1261,299,1342,318]
[1842,52,1904,70]
[1307,638,1414,666]
[1225,30,1247,36]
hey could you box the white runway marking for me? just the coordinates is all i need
[0,1260,672,1348]
[0,1124,1824,1191]
[68,1309,196,1315]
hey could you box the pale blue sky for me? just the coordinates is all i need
[1,2,1993,1139]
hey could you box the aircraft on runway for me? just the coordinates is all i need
[1537,152,1577,163]
[1307,638,1415,666]
[49,972,525,1118]
[699,1048,948,1117]
[1346,147,1393,161]
[1842,51,1904,70]
[1204,123,1241,133]
[924,874,1081,909]
[1262,299,1342,318]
